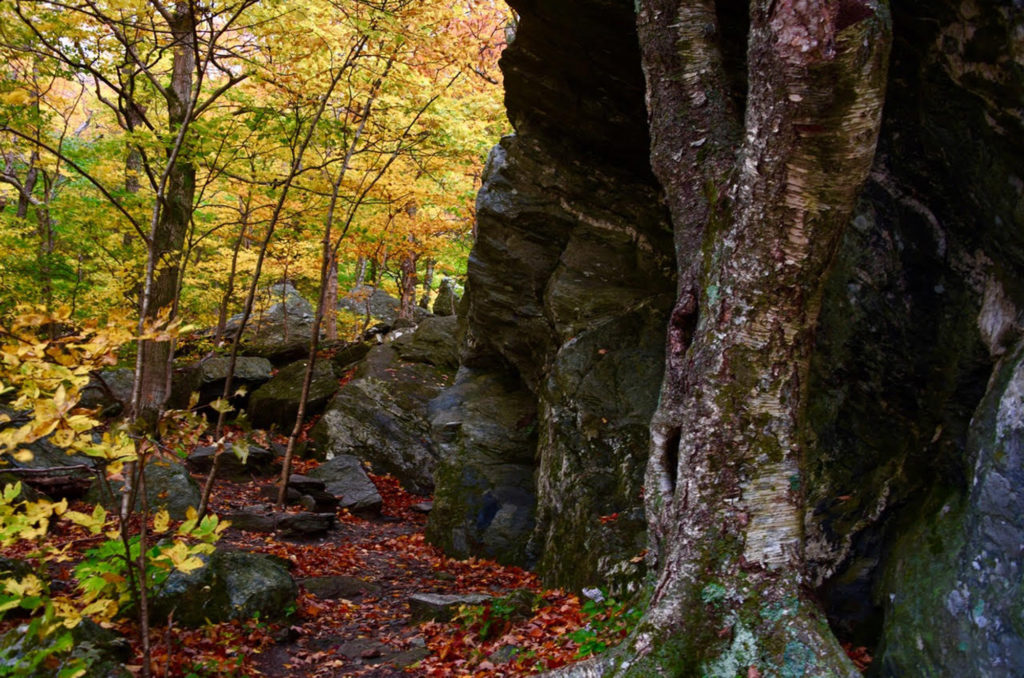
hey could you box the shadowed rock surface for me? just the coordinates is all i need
[247,359,339,432]
[151,548,296,627]
[311,341,454,495]
[426,0,1024,672]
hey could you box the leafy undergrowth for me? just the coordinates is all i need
[3,426,871,676]
[2,449,630,677]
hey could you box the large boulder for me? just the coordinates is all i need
[87,457,201,520]
[246,359,339,432]
[230,283,316,364]
[151,548,296,627]
[310,345,454,494]
[391,315,460,370]
[168,356,273,412]
[426,368,538,566]
[307,455,383,513]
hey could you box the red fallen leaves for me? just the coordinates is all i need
[416,590,590,675]
[11,463,619,677]
[843,643,873,672]
[145,618,277,677]
[369,473,431,522]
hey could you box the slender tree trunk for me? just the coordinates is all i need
[552,2,891,675]
[398,251,418,320]
[133,3,196,426]
[323,249,339,340]
[354,255,367,286]
[418,257,434,309]
[214,204,249,345]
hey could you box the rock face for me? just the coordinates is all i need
[426,0,675,590]
[247,359,339,431]
[311,333,455,494]
[151,548,296,627]
[427,0,1024,673]
[426,368,538,565]
[169,356,273,412]
[874,343,1024,676]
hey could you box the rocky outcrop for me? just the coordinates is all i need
[311,339,455,494]
[426,0,674,589]
[427,0,1024,673]
[247,359,339,432]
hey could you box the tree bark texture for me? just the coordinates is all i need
[135,4,196,422]
[552,1,892,675]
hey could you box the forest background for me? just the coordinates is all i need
[0,0,509,338]
[0,1,512,675]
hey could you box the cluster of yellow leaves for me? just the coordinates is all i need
[0,306,135,471]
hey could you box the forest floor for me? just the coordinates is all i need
[178,465,601,677]
[13,454,612,678]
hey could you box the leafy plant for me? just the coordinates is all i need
[567,590,643,659]
[453,590,541,642]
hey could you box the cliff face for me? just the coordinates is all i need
[427,0,1024,672]
[425,0,676,588]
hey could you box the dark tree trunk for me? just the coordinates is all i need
[551,1,891,675]
[133,3,196,424]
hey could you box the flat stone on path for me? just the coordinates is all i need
[407,592,493,622]
[225,507,335,536]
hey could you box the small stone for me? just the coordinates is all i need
[288,474,326,493]
[301,575,382,600]
[276,512,335,536]
[225,509,278,533]
[407,592,493,622]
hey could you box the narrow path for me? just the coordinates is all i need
[206,475,545,677]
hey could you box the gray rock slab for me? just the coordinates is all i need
[407,592,493,622]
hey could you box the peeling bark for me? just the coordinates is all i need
[551,1,892,675]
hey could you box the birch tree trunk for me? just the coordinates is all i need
[551,1,891,674]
